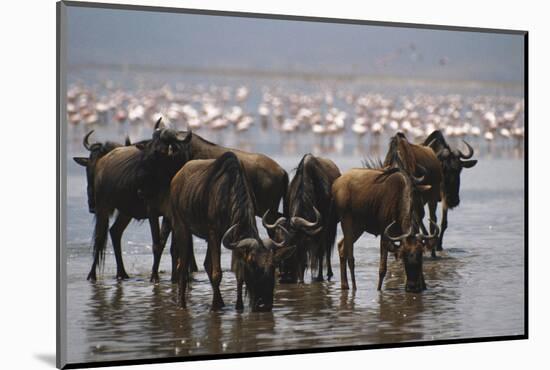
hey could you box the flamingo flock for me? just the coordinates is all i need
[66,81,525,155]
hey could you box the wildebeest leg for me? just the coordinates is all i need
[87,211,110,282]
[339,216,360,290]
[312,237,325,282]
[428,201,439,258]
[236,277,244,310]
[377,240,389,291]
[149,217,163,283]
[326,245,333,281]
[337,238,347,289]
[438,202,449,251]
[315,246,324,282]
[205,234,224,310]
[173,222,191,308]
[110,213,132,280]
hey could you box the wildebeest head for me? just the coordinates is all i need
[383,220,438,293]
[222,224,295,312]
[426,135,477,209]
[140,118,193,160]
[73,130,125,213]
[262,207,322,245]
[137,118,193,197]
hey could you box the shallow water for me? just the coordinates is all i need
[64,79,525,364]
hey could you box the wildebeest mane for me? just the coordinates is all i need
[362,156,384,170]
[202,151,258,239]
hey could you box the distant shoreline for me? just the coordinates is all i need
[67,62,524,91]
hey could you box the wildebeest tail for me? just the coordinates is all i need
[92,211,110,269]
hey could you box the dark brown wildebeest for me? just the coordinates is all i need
[332,158,438,292]
[78,119,288,283]
[149,131,289,282]
[264,153,340,283]
[378,132,444,257]
[74,125,198,282]
[87,119,192,282]
[419,130,477,251]
[169,152,294,311]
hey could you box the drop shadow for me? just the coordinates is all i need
[34,353,56,367]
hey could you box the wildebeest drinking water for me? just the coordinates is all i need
[85,119,192,281]
[378,132,444,257]
[169,152,294,311]
[332,149,439,292]
[265,153,340,283]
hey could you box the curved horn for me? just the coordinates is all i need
[83,130,94,151]
[412,164,427,184]
[269,225,290,248]
[290,206,321,229]
[154,117,162,130]
[426,138,438,148]
[429,219,440,238]
[221,224,239,250]
[383,221,412,242]
[416,219,440,239]
[262,210,286,231]
[458,140,474,159]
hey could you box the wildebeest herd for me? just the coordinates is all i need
[73,117,477,312]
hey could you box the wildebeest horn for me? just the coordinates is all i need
[269,225,290,248]
[221,224,259,251]
[290,206,321,229]
[383,221,412,243]
[154,117,162,130]
[412,164,427,184]
[416,219,440,239]
[262,210,286,231]
[426,138,438,148]
[221,224,239,249]
[83,130,94,151]
[290,206,323,235]
[458,140,474,159]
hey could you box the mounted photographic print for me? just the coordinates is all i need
[56,1,527,368]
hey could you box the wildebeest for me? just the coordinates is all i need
[169,152,294,311]
[149,130,289,282]
[264,153,340,283]
[378,132,444,257]
[420,130,477,251]
[74,125,198,282]
[332,158,438,292]
[86,119,192,282]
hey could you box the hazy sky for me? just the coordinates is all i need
[67,6,524,83]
